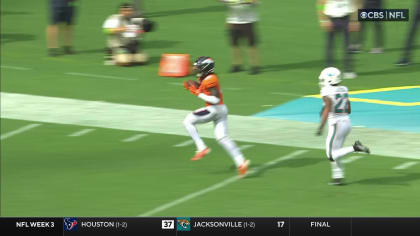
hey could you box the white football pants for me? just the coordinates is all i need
[183,104,245,167]
[326,118,355,179]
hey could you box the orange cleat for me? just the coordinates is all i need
[238,160,250,176]
[191,147,211,161]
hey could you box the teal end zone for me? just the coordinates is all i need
[254,97,420,133]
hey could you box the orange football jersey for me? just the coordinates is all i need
[198,74,224,106]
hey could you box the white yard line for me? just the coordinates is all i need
[168,82,184,86]
[270,92,304,97]
[239,144,254,151]
[0,124,41,140]
[122,134,148,142]
[65,72,137,81]
[174,139,194,147]
[224,87,242,91]
[393,161,419,170]
[1,65,32,71]
[341,156,364,164]
[138,150,308,216]
[68,128,95,137]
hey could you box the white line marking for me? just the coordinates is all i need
[138,150,308,216]
[1,65,32,71]
[224,87,242,91]
[2,92,420,160]
[354,126,366,128]
[341,156,364,164]
[270,92,303,97]
[68,128,95,137]
[65,72,137,81]
[0,123,41,140]
[393,161,419,170]
[168,82,184,86]
[239,144,254,151]
[262,105,274,107]
[174,139,194,147]
[122,134,148,142]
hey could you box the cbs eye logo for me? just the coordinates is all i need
[360,11,368,19]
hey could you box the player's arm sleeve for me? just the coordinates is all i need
[198,93,220,104]
[198,86,220,104]
[320,87,329,97]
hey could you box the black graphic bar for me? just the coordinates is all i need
[0,217,419,236]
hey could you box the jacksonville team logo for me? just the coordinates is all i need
[176,217,191,231]
[64,217,78,231]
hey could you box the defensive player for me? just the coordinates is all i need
[316,67,370,185]
[183,56,250,176]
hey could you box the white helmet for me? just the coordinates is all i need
[319,67,342,87]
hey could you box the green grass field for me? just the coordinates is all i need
[1,0,420,217]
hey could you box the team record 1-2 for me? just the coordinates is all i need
[1,217,420,236]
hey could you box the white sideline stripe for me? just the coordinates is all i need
[0,124,41,140]
[174,140,194,147]
[262,105,273,107]
[2,92,420,160]
[239,144,254,151]
[122,134,148,142]
[65,72,137,81]
[341,156,364,164]
[393,161,419,170]
[68,129,95,137]
[0,65,32,71]
[138,150,308,216]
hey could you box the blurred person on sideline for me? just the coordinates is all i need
[220,0,260,75]
[103,3,154,66]
[46,0,77,56]
[350,0,385,54]
[317,0,362,79]
[396,0,420,66]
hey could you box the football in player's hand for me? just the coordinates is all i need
[186,80,199,88]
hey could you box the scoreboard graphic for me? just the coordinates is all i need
[1,217,420,236]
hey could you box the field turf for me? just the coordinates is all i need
[1,0,420,217]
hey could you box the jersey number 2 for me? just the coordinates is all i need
[335,93,349,113]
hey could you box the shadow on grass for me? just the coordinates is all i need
[0,33,36,44]
[349,173,420,186]
[358,63,420,76]
[210,157,323,177]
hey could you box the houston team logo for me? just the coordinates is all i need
[64,217,78,231]
[176,217,191,231]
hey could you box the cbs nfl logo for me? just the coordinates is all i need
[358,9,409,21]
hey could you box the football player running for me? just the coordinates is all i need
[316,67,370,185]
[183,56,250,176]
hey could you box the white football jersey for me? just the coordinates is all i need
[321,85,350,124]
[324,0,356,18]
